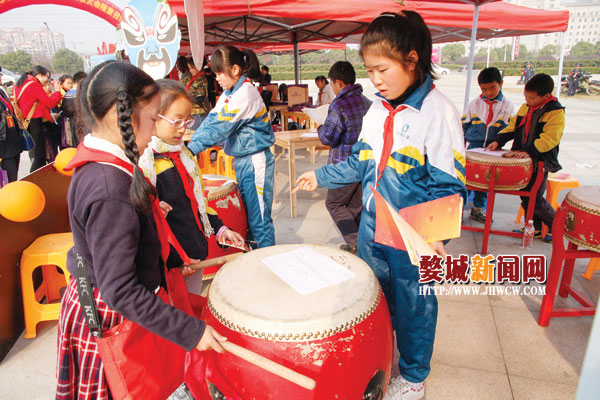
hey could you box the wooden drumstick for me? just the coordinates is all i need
[221,341,316,391]
[188,253,243,270]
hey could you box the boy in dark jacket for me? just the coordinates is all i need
[487,73,565,242]
[317,61,372,254]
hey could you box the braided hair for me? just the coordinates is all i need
[79,61,159,213]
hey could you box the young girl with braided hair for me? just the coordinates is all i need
[188,45,275,248]
[56,61,226,399]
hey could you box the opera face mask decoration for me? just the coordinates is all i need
[121,0,181,79]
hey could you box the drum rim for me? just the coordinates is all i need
[207,244,381,342]
[207,290,382,341]
[565,189,600,217]
[466,152,532,167]
[466,181,529,191]
[205,181,237,201]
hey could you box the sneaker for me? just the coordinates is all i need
[340,244,358,255]
[383,376,425,400]
[544,232,552,243]
[470,207,487,223]
[513,227,542,238]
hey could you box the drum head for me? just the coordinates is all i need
[208,244,380,341]
[466,150,531,166]
[565,186,600,214]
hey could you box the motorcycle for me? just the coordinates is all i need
[560,74,600,96]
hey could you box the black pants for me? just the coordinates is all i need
[1,156,20,182]
[325,182,363,247]
[28,118,48,172]
[567,77,579,96]
[520,169,555,232]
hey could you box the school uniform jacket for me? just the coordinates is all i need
[462,93,513,147]
[187,76,275,157]
[316,75,467,216]
[495,99,564,173]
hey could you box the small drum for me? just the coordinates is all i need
[466,151,533,191]
[202,174,248,279]
[563,186,600,252]
[204,244,394,399]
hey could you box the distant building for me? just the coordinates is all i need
[0,26,65,59]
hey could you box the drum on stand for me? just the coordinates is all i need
[203,244,394,399]
[466,151,533,191]
[202,174,248,280]
[563,186,600,252]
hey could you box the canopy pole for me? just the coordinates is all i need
[556,31,566,101]
[463,4,480,112]
[486,39,491,68]
[293,32,300,84]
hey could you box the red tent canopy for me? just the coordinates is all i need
[167,0,568,45]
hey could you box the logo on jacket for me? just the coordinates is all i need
[120,0,181,80]
[400,123,410,139]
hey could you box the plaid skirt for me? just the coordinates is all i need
[56,278,124,400]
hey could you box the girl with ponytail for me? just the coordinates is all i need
[188,45,276,248]
[56,61,226,399]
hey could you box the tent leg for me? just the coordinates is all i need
[556,31,566,101]
[463,4,480,112]
[293,32,300,84]
[486,39,491,68]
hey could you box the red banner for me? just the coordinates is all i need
[0,0,122,27]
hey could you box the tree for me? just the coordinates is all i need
[52,49,84,75]
[442,43,466,63]
[516,44,529,60]
[0,50,32,74]
[539,45,557,59]
[570,41,596,58]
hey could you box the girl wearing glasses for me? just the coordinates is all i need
[139,79,245,278]
[187,45,275,248]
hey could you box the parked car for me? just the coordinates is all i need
[433,64,450,75]
[457,65,468,72]
[1,68,18,85]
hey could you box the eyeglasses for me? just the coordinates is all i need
[158,114,195,129]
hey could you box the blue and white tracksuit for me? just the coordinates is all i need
[462,93,513,208]
[315,76,467,383]
[188,76,275,248]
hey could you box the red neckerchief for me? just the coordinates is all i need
[518,96,556,142]
[65,144,191,264]
[0,93,14,114]
[377,84,435,185]
[481,95,496,126]
[186,72,205,91]
[318,90,323,104]
[161,151,205,235]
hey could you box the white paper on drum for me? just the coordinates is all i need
[261,247,357,295]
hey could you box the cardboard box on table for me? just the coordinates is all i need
[259,84,279,102]
[287,84,309,106]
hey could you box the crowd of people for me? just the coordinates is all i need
[0,9,569,400]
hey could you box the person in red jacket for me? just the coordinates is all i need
[14,65,63,172]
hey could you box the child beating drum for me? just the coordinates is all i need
[294,12,467,400]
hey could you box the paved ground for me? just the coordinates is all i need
[2,72,599,399]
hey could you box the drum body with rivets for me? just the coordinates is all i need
[466,151,533,190]
[203,244,394,399]
[563,186,600,252]
[202,174,247,280]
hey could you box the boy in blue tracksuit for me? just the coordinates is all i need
[188,45,275,248]
[295,12,467,399]
[462,67,513,223]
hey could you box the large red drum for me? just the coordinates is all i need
[466,150,533,191]
[202,174,247,279]
[203,244,394,399]
[563,186,600,253]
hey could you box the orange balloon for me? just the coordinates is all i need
[0,181,46,222]
[54,148,78,176]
